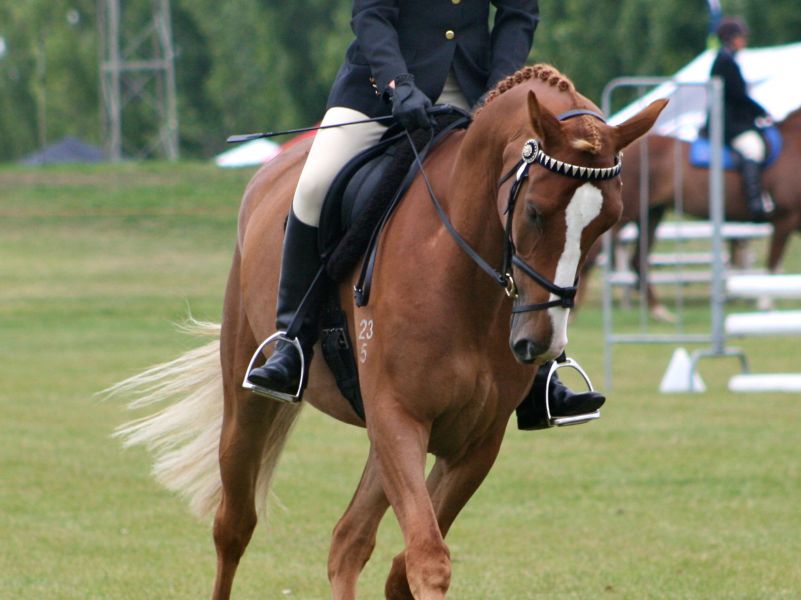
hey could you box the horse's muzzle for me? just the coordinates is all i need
[511,337,551,364]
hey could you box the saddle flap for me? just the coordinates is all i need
[318,132,404,260]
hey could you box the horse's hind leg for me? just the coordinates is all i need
[371,400,450,600]
[384,430,505,599]
[328,444,390,599]
[212,252,301,600]
[213,388,292,599]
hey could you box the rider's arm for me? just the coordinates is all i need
[351,0,407,93]
[488,0,540,89]
[714,53,768,117]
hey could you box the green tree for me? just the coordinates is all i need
[1,0,799,163]
[0,0,97,161]
[533,0,709,107]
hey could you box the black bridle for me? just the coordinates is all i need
[409,108,621,313]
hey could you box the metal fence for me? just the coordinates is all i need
[599,77,749,390]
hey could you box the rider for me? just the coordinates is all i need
[711,16,774,221]
[247,0,605,422]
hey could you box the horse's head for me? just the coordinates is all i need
[483,68,667,364]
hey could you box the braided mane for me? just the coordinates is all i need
[477,64,603,155]
[481,64,576,109]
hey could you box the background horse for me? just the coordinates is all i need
[113,65,664,600]
[582,105,801,315]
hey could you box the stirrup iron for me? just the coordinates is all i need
[242,331,305,403]
[545,357,601,427]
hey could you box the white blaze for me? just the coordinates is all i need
[547,183,603,355]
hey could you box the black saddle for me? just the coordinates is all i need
[313,107,472,419]
[319,108,470,280]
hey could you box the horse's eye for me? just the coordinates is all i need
[525,204,543,228]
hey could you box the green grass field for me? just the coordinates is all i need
[2,162,800,599]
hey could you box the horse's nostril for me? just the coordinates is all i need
[512,339,546,364]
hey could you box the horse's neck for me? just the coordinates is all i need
[425,124,508,303]
[444,128,504,236]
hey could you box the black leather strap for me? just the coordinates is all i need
[353,136,437,306]
[408,127,509,289]
[284,266,327,340]
[510,255,577,308]
[556,108,607,122]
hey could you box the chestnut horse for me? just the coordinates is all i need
[583,106,801,313]
[113,65,665,599]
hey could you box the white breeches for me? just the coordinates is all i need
[292,71,470,226]
[731,130,766,163]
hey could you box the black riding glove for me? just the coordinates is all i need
[390,74,433,131]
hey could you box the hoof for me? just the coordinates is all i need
[650,304,677,324]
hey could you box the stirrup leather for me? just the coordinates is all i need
[545,357,601,427]
[242,331,305,403]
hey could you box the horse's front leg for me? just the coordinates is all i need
[328,444,390,600]
[370,397,450,600]
[384,428,506,599]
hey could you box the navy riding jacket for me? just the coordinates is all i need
[710,47,768,143]
[327,0,540,117]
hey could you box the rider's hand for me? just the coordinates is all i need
[755,116,774,128]
[390,74,433,131]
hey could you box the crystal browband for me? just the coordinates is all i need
[522,138,622,181]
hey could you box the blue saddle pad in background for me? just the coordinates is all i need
[689,125,782,171]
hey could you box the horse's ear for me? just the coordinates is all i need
[527,91,561,144]
[612,99,669,152]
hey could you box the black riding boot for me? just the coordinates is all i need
[740,159,774,222]
[247,210,322,397]
[516,361,606,431]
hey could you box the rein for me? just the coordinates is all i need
[409,108,621,313]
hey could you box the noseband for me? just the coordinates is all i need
[407,107,622,313]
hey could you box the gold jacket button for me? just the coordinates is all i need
[445,30,455,40]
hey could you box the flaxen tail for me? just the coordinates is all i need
[106,319,299,520]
